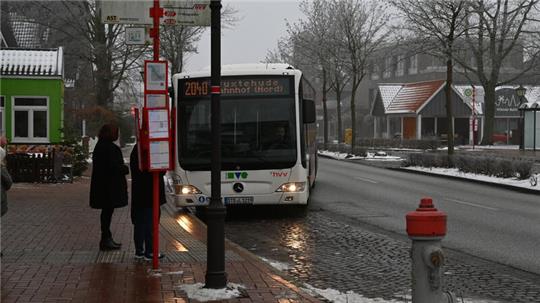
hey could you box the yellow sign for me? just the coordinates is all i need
[344,128,352,144]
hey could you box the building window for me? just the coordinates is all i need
[396,55,405,77]
[12,97,49,143]
[371,63,380,80]
[409,54,418,74]
[383,56,393,78]
[0,96,4,136]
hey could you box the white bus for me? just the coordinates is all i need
[165,64,317,209]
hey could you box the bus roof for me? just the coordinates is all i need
[173,63,302,80]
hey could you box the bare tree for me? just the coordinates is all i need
[7,0,147,108]
[287,0,337,149]
[456,0,540,145]
[329,41,351,144]
[392,0,470,155]
[161,4,239,76]
[332,0,389,153]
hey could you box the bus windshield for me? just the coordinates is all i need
[178,97,297,171]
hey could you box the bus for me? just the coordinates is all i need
[164,63,317,209]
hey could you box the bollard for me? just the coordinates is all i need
[406,197,456,303]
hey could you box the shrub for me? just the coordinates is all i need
[496,160,515,178]
[514,161,533,180]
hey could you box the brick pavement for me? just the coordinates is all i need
[0,177,322,303]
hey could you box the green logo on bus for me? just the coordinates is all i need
[226,172,248,179]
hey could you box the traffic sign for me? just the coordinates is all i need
[101,0,211,26]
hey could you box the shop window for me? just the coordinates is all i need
[12,97,49,143]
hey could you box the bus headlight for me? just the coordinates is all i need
[175,185,202,195]
[276,182,306,192]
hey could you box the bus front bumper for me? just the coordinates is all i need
[167,191,308,208]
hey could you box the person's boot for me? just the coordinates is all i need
[100,238,121,251]
[110,238,122,247]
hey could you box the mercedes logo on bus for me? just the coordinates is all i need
[233,183,244,193]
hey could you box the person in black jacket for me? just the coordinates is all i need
[129,143,166,260]
[89,124,129,251]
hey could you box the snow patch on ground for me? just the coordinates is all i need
[405,166,539,191]
[177,282,244,302]
[301,284,404,303]
[302,284,502,303]
[318,150,403,161]
[259,257,291,271]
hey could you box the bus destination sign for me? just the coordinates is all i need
[180,77,292,98]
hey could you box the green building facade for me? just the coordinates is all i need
[0,48,64,144]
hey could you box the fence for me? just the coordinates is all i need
[6,151,73,183]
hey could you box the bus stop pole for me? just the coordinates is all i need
[205,0,227,289]
[150,0,162,270]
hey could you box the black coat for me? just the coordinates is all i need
[89,140,129,209]
[129,144,166,210]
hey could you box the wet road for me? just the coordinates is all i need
[218,158,540,302]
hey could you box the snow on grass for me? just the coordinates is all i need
[405,166,539,191]
[177,282,245,302]
[259,257,291,271]
[318,150,403,161]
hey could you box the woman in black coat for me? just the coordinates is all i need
[129,143,166,260]
[89,124,129,251]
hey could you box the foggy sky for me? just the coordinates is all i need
[185,0,303,72]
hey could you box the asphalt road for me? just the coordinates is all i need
[313,157,540,275]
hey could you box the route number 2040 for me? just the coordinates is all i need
[185,81,208,97]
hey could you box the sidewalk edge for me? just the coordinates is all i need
[388,167,539,195]
[165,204,321,302]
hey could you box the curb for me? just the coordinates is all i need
[319,154,539,195]
[164,204,322,302]
[389,167,539,195]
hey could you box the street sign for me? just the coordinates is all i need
[125,27,150,45]
[161,0,211,26]
[101,1,152,24]
[101,0,211,26]
[145,61,167,91]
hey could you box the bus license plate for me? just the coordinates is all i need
[224,197,254,205]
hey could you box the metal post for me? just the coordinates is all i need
[152,172,159,269]
[520,107,524,150]
[205,0,227,289]
[149,0,163,270]
[472,85,476,149]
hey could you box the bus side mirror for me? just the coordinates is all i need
[303,99,316,124]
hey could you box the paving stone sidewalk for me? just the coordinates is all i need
[0,177,321,303]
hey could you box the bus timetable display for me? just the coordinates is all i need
[179,76,292,98]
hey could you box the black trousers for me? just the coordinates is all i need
[100,207,114,240]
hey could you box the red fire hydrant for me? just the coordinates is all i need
[406,197,456,303]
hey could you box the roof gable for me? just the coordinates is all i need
[386,80,445,114]
[1,47,63,77]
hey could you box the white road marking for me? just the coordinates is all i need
[445,198,499,211]
[354,176,379,184]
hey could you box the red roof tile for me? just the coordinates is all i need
[386,80,445,114]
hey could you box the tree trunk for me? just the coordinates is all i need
[336,88,343,143]
[350,87,356,154]
[445,57,455,155]
[481,84,496,145]
[93,22,112,107]
[322,70,329,149]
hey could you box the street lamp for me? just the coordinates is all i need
[515,85,526,150]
